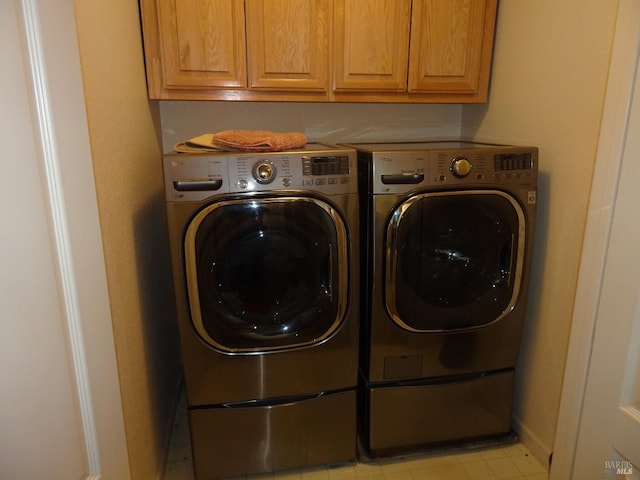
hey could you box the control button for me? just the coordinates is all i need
[339,156,350,174]
[238,179,248,189]
[302,157,312,175]
[340,177,350,184]
[315,178,326,186]
[451,157,472,178]
[328,177,338,185]
[303,179,314,186]
[282,177,292,187]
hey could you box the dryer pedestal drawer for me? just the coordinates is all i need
[189,389,357,479]
[365,370,514,456]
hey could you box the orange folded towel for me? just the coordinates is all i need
[211,130,307,152]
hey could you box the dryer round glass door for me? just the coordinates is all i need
[386,190,526,332]
[183,196,349,353]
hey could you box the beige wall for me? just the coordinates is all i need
[463,0,619,462]
[73,1,181,479]
[159,101,464,150]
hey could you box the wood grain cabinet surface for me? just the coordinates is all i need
[333,1,412,93]
[139,0,497,103]
[246,0,329,92]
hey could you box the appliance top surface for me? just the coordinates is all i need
[341,140,518,152]
[297,142,351,153]
[166,142,352,156]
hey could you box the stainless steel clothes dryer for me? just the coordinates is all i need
[163,144,359,479]
[347,141,537,456]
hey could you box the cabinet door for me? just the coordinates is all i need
[246,0,329,91]
[333,0,412,92]
[408,0,497,96]
[156,0,246,89]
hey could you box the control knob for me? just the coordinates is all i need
[450,156,472,178]
[253,160,276,184]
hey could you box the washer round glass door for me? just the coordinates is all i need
[184,196,348,353]
[386,190,526,332]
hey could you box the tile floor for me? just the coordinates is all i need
[164,395,548,480]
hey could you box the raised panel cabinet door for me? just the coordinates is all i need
[246,0,329,91]
[333,0,412,92]
[156,0,247,89]
[408,0,497,97]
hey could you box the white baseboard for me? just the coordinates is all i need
[513,417,553,469]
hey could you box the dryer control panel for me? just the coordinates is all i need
[344,142,538,195]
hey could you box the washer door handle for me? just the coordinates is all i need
[326,243,333,297]
[381,173,424,185]
[499,234,515,287]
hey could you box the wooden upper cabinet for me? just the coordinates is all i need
[246,0,329,91]
[332,0,497,102]
[155,0,247,89]
[140,0,329,100]
[139,0,497,102]
[408,0,496,97]
[333,1,412,92]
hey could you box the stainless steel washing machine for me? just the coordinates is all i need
[346,141,538,456]
[163,144,359,479]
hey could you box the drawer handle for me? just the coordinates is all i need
[381,173,424,185]
[173,179,223,191]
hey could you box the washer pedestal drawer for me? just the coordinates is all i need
[365,370,514,456]
[189,389,357,479]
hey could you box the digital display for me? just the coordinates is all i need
[303,156,350,176]
[494,153,533,171]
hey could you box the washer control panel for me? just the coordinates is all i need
[230,154,294,191]
[164,144,357,202]
[228,150,355,194]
